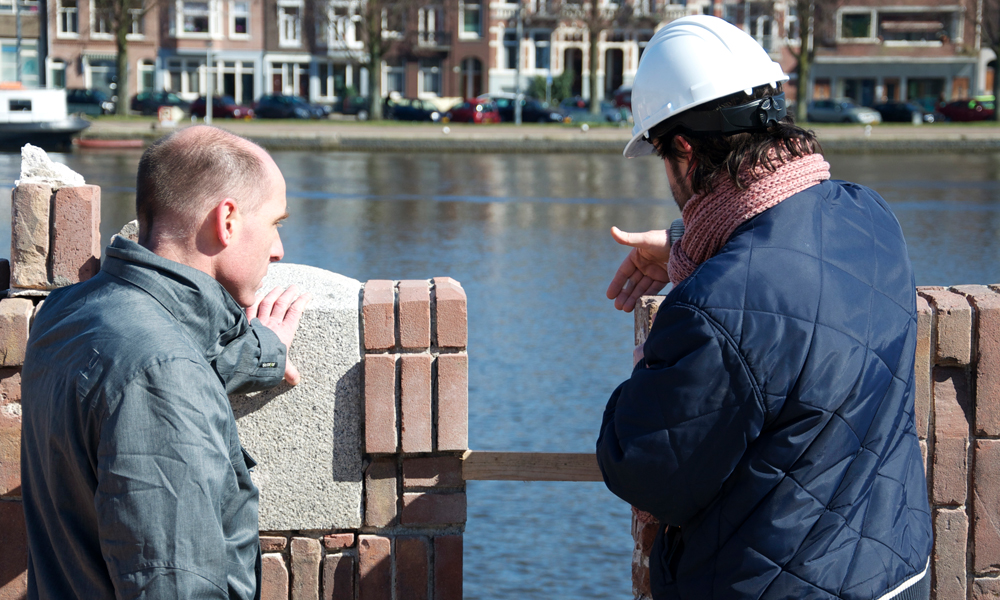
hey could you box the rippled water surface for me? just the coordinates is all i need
[2,149,1000,599]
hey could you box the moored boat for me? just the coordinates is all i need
[0,88,90,150]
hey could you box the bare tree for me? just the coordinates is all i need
[560,0,636,115]
[786,0,834,122]
[353,0,417,119]
[91,0,153,115]
[982,0,1000,120]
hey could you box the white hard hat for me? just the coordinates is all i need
[624,15,789,158]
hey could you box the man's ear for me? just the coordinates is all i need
[674,135,693,158]
[213,198,239,248]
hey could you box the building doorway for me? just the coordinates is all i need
[458,57,483,98]
[843,78,876,106]
[605,48,623,96]
[564,48,582,96]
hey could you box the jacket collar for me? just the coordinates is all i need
[102,236,250,362]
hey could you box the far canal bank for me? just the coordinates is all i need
[77,118,1000,154]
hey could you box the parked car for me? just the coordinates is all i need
[873,101,940,124]
[477,93,567,123]
[559,97,631,124]
[254,94,326,119]
[612,86,632,111]
[340,95,371,120]
[66,88,115,116]
[806,99,882,124]
[445,98,500,124]
[384,97,442,122]
[130,91,190,116]
[189,95,254,119]
[938,99,996,122]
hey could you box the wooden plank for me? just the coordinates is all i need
[461,451,603,482]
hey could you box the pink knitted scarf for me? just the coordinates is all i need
[667,153,831,285]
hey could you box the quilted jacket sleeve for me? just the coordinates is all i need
[596,302,766,526]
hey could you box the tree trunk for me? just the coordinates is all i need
[795,47,809,123]
[369,36,383,120]
[588,24,600,115]
[115,20,129,116]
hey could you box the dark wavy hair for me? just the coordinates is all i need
[648,83,821,194]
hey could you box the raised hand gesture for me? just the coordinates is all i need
[605,226,671,313]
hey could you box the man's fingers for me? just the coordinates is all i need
[256,286,283,320]
[284,358,301,386]
[611,226,669,253]
[269,285,300,318]
[625,275,656,311]
[282,293,312,327]
[606,251,639,300]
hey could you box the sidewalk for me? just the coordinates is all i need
[80,118,1000,153]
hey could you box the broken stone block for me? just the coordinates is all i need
[16,144,85,189]
[111,220,139,245]
[10,183,52,290]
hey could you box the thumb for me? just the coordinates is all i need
[284,358,301,386]
[611,226,669,252]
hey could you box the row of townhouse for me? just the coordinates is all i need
[0,0,992,111]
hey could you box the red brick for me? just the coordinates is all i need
[364,459,398,528]
[398,281,430,350]
[261,553,289,600]
[363,280,395,351]
[933,367,970,505]
[432,278,467,349]
[291,537,322,600]
[914,294,932,439]
[0,259,9,291]
[322,554,354,600]
[0,424,19,498]
[973,577,1000,599]
[261,536,288,552]
[0,500,27,600]
[402,457,463,489]
[436,354,468,451]
[10,183,52,290]
[395,537,429,600]
[919,288,972,366]
[0,300,32,368]
[956,286,1000,436]
[365,354,397,454]
[51,185,101,285]
[975,440,1000,573]
[632,552,652,598]
[433,535,462,600]
[933,508,968,600]
[401,492,466,525]
[358,535,391,600]
[323,533,355,550]
[401,354,432,453]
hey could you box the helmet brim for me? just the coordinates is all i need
[623,131,656,159]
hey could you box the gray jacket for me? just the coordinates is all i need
[21,237,286,600]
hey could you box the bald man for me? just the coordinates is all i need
[21,126,308,600]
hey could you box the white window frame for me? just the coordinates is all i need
[0,0,12,14]
[836,8,878,44]
[174,0,218,39]
[56,0,79,37]
[229,0,249,38]
[417,6,439,45]
[137,58,155,91]
[90,0,114,40]
[322,0,361,48]
[458,0,481,39]
[876,5,963,47]
[128,6,145,39]
[417,58,441,97]
[278,0,303,47]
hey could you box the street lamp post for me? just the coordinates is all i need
[514,1,524,125]
[14,0,22,83]
[205,41,214,124]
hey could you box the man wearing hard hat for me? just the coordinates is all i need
[596,15,932,600]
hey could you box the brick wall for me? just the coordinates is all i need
[632,287,1000,600]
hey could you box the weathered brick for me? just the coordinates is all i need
[395,536,429,600]
[358,535,391,600]
[0,369,19,498]
[975,440,1000,573]
[432,278,467,349]
[955,286,1000,436]
[402,457,463,489]
[0,299,34,367]
[0,500,27,600]
[363,280,395,351]
[291,537,322,600]
[322,554,354,600]
[914,294,932,439]
[920,440,928,481]
[933,367,970,506]
[436,353,468,452]
[973,577,1000,599]
[364,458,398,528]
[401,354,432,453]
[365,354,397,454]
[632,553,652,598]
[51,185,101,286]
[401,492,466,525]
[10,183,52,289]
[261,553,289,600]
[0,259,9,291]
[260,536,288,552]
[919,288,972,365]
[433,535,462,600]
[323,533,355,550]
[398,281,430,350]
[934,508,968,600]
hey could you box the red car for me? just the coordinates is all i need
[190,95,255,119]
[938,99,995,122]
[446,98,500,124]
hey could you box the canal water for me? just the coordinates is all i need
[2,149,1000,598]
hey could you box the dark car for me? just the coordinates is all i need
[190,95,255,119]
[66,88,115,116]
[938,99,995,122]
[478,94,567,123]
[806,98,881,124]
[130,91,190,116]
[385,97,442,122]
[873,101,939,124]
[612,86,632,111]
[445,99,500,124]
[559,97,631,124]
[340,95,371,120]
[254,94,326,119]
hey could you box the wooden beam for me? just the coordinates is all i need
[461,451,604,482]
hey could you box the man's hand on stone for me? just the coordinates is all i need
[247,285,312,386]
[606,226,671,313]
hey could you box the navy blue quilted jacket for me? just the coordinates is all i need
[597,179,932,599]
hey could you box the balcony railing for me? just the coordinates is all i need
[417,29,451,47]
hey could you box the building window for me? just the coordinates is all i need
[183,0,211,33]
[138,59,154,91]
[49,59,67,88]
[230,0,249,37]
[317,62,346,99]
[384,62,404,95]
[56,0,78,35]
[533,31,550,70]
[418,59,441,96]
[503,31,517,69]
[92,0,113,37]
[879,11,956,44]
[278,0,302,46]
[129,7,145,37]
[166,58,204,96]
[418,6,439,45]
[459,0,481,37]
[841,12,873,40]
[1,41,38,86]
